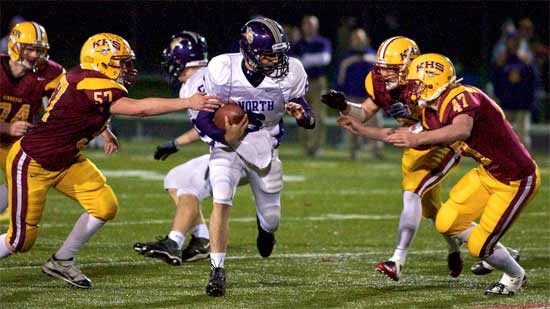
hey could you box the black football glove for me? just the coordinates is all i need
[389,102,411,119]
[321,90,347,111]
[154,140,179,160]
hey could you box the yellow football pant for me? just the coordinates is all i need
[435,165,540,258]
[5,140,118,253]
[401,146,460,219]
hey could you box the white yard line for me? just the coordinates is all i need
[101,169,306,182]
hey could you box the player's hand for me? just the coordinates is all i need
[321,90,347,111]
[385,131,420,148]
[102,132,119,155]
[286,102,305,120]
[224,114,248,146]
[389,102,411,119]
[187,92,221,112]
[154,140,179,160]
[8,121,33,137]
[337,115,364,136]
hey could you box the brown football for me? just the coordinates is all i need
[214,103,246,130]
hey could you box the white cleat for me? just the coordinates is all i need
[485,272,527,296]
[41,255,92,289]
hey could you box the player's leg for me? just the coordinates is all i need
[46,157,118,289]
[377,147,459,281]
[0,143,51,259]
[248,154,283,258]
[467,168,540,295]
[205,150,243,297]
[134,154,211,264]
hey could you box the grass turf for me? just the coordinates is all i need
[0,140,548,308]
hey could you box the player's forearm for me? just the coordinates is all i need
[357,126,392,141]
[416,123,470,145]
[195,111,227,144]
[174,129,200,147]
[290,97,315,129]
[341,99,376,123]
[111,97,187,117]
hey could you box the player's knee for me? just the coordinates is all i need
[211,175,235,206]
[259,204,280,233]
[466,226,487,258]
[11,226,38,253]
[90,185,119,221]
[435,204,459,235]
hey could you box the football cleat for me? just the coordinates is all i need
[181,236,210,262]
[133,236,182,266]
[206,267,226,297]
[256,217,276,258]
[471,248,520,276]
[375,260,402,282]
[485,273,528,296]
[447,251,463,278]
[41,255,91,289]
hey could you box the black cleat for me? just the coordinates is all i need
[447,251,463,278]
[181,236,210,262]
[206,267,226,297]
[256,217,275,258]
[133,236,182,266]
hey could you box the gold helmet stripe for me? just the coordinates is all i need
[378,36,401,60]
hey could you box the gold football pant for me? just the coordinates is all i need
[401,146,460,219]
[5,140,118,253]
[435,165,540,258]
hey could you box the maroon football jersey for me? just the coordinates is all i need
[422,85,536,183]
[0,55,64,144]
[21,67,127,171]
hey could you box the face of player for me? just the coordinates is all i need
[19,44,48,71]
[379,67,400,90]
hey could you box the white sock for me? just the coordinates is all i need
[484,243,524,278]
[190,224,209,239]
[0,234,12,258]
[428,218,461,253]
[55,213,105,260]
[455,224,475,243]
[0,184,8,214]
[168,231,185,249]
[210,252,225,268]
[391,191,422,265]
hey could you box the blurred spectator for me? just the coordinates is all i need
[335,17,356,61]
[293,15,332,157]
[335,28,383,160]
[283,24,301,47]
[491,19,516,62]
[0,15,25,54]
[492,32,535,149]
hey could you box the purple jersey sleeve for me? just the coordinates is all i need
[289,96,315,129]
[195,110,227,145]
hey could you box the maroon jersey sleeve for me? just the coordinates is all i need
[41,60,65,96]
[439,87,481,125]
[77,77,127,108]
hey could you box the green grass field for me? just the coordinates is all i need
[0,140,548,308]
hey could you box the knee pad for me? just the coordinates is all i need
[90,185,119,221]
[466,225,488,258]
[435,204,459,235]
[211,175,235,206]
[258,204,280,233]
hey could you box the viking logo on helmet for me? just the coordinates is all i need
[245,27,255,44]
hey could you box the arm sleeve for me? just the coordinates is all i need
[289,96,315,129]
[440,90,480,125]
[194,110,227,144]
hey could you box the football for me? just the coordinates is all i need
[214,103,246,130]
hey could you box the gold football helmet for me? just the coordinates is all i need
[8,21,50,72]
[80,33,137,86]
[405,53,457,106]
[375,36,420,89]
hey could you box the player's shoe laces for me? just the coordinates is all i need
[447,251,463,278]
[206,267,226,297]
[256,217,275,258]
[133,236,182,266]
[181,236,210,262]
[485,272,528,296]
[41,255,91,289]
[471,248,520,276]
[375,260,402,282]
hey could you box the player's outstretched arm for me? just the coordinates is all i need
[154,129,200,160]
[387,114,473,148]
[287,97,315,129]
[321,90,379,123]
[110,93,220,117]
[337,115,395,141]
